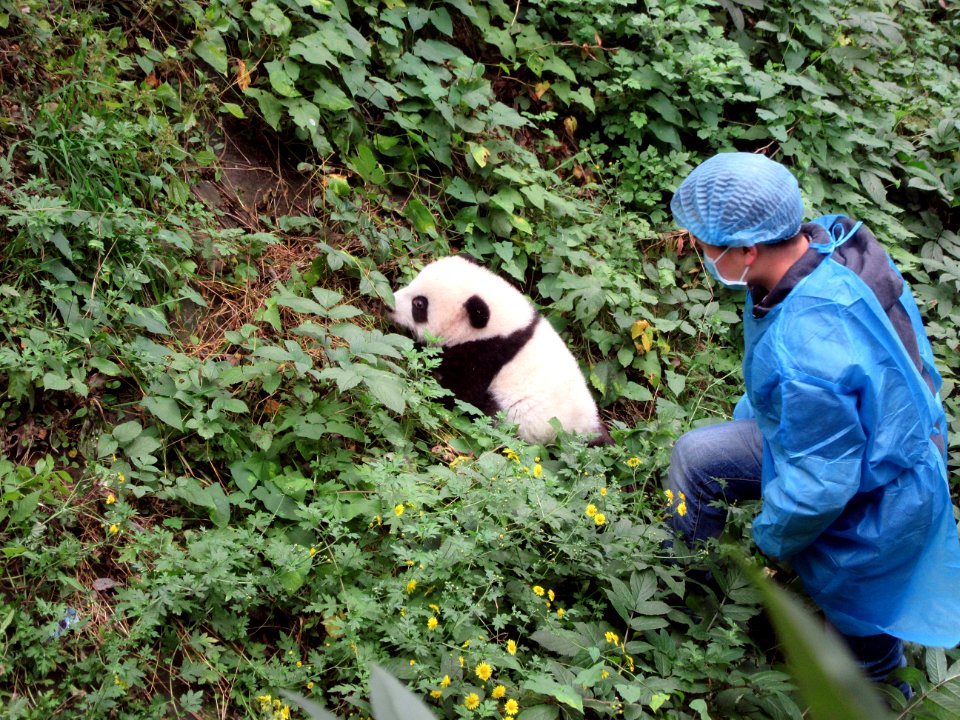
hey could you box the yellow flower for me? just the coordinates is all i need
[309,547,317,556]
[504,698,519,716]
[117,472,125,483]
[394,504,405,516]
[533,463,542,477]
[406,579,417,594]
[306,681,314,690]
[491,685,506,699]
[409,659,416,666]
[679,491,687,502]
[400,608,406,617]
[106,493,116,505]
[427,617,438,630]
[585,503,598,518]
[665,489,674,504]
[440,675,451,688]
[429,603,441,614]
[547,589,555,601]
[430,690,443,699]
[677,502,687,517]
[475,662,493,682]
[108,524,119,535]
[601,670,610,679]
[459,655,465,668]
[626,457,640,468]
[532,585,545,596]
[464,693,481,710]
[594,512,606,526]
[600,487,607,496]
[605,631,619,645]
[506,639,517,655]
[556,608,565,619]
[296,660,302,667]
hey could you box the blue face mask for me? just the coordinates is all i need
[703,246,749,289]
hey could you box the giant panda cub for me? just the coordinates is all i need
[390,255,612,446]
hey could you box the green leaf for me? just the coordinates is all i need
[290,32,336,66]
[743,560,893,720]
[860,170,887,206]
[142,396,183,431]
[522,677,583,713]
[42,373,71,391]
[404,198,438,237]
[192,29,228,75]
[279,691,338,720]
[265,60,301,98]
[89,357,124,376]
[250,0,292,37]
[112,421,143,444]
[361,368,407,413]
[369,664,438,720]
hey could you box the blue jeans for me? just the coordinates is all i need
[667,419,911,698]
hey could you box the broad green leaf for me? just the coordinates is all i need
[42,373,71,391]
[250,0,291,36]
[743,560,893,720]
[265,60,300,98]
[279,691,338,720]
[142,396,183,431]
[290,32,336,66]
[89,357,124,376]
[369,664,438,720]
[361,368,407,413]
[404,198,438,237]
[860,170,887,206]
[192,29,228,75]
[112,421,143,444]
[522,677,583,713]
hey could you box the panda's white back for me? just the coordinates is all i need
[489,318,604,443]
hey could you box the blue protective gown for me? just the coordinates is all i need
[738,218,960,646]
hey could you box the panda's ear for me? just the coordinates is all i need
[464,294,490,329]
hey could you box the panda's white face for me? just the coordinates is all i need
[390,256,534,346]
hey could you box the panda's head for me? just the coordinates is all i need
[390,256,534,345]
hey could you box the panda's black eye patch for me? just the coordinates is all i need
[412,295,429,323]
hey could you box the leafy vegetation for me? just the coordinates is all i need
[0,0,958,718]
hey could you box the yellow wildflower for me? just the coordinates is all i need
[464,693,480,710]
[605,631,619,645]
[627,457,640,468]
[394,504,405,516]
[430,690,443,699]
[532,585,545,596]
[106,493,116,505]
[492,685,506,699]
[506,639,517,655]
[533,463,542,477]
[547,589,555,601]
[309,547,317,556]
[601,669,610,679]
[307,681,314,690]
[409,659,416,666]
[440,675,452,688]
[594,512,606,526]
[406,579,417,594]
[475,662,493,682]
[296,660,302,667]
[427,617,438,630]
[600,487,607,496]
[677,502,687,517]
[665,489,674,504]
[429,603,441,614]
[459,655,465,668]
[108,524,119,535]
[557,608,565,619]
[585,503,598,518]
[504,698,519,716]
[117,472,125,483]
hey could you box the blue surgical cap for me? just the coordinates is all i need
[670,152,803,247]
